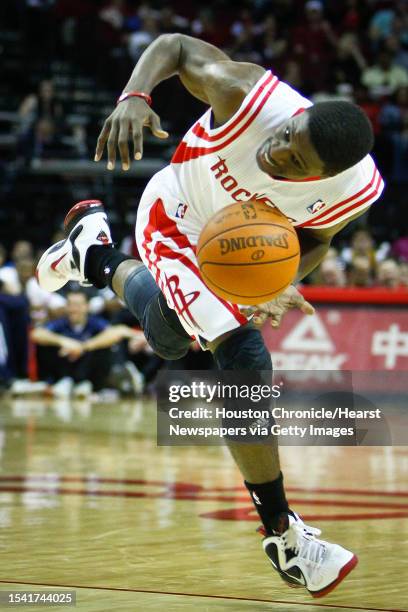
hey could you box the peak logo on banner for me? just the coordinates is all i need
[271,312,348,369]
[281,315,334,353]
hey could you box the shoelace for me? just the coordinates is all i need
[282,521,326,582]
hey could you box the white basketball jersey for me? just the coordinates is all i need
[168,70,384,231]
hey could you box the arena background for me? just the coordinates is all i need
[0,1,407,611]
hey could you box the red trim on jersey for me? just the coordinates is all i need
[192,72,275,142]
[171,77,280,164]
[304,171,383,228]
[296,167,380,228]
[292,107,306,116]
[141,198,246,325]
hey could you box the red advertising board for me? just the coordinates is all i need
[262,306,408,371]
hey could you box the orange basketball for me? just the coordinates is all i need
[196,200,300,305]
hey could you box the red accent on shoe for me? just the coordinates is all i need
[64,200,103,230]
[50,252,67,271]
[257,525,266,537]
[310,554,358,598]
[96,230,110,245]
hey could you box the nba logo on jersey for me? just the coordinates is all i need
[176,202,188,219]
[307,199,326,214]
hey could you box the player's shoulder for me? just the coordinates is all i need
[204,61,266,97]
[338,154,384,193]
[322,154,385,212]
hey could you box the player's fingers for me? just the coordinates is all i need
[118,119,130,171]
[132,124,143,160]
[239,306,256,317]
[301,300,315,315]
[106,121,119,170]
[270,313,282,328]
[257,303,281,316]
[149,113,169,139]
[253,312,267,326]
[95,120,111,162]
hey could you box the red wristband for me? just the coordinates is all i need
[116,91,152,106]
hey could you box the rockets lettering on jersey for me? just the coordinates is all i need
[168,70,384,230]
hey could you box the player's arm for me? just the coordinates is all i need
[95,34,265,170]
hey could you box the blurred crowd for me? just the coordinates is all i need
[0,237,213,396]
[1,0,406,179]
[0,228,407,395]
[312,229,408,287]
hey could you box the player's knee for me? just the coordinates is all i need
[213,326,272,371]
[123,268,190,360]
[145,297,190,359]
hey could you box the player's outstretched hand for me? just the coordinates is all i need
[241,285,315,329]
[94,97,168,171]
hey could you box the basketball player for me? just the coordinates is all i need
[37,34,384,597]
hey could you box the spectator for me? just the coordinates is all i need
[0,287,30,384]
[376,258,401,288]
[31,290,142,398]
[361,50,408,98]
[369,7,396,45]
[127,16,159,62]
[341,229,380,276]
[159,5,190,34]
[11,240,34,261]
[192,9,228,47]
[257,15,287,67]
[291,0,338,93]
[399,261,408,286]
[346,255,373,287]
[229,9,261,63]
[391,235,408,262]
[281,59,304,91]
[15,257,65,324]
[110,308,162,392]
[0,241,36,294]
[331,32,367,91]
[314,257,346,287]
[98,0,125,32]
[384,34,408,72]
[19,80,63,127]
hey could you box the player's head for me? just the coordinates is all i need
[256,101,374,180]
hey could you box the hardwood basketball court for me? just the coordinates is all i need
[0,397,406,611]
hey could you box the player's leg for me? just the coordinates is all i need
[212,325,357,597]
[37,198,357,598]
[37,200,192,361]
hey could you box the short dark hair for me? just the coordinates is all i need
[66,289,88,301]
[307,101,374,175]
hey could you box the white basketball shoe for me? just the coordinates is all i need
[261,512,357,598]
[36,200,112,292]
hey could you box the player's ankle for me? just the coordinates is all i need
[245,473,290,534]
[85,245,135,289]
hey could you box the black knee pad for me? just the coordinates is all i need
[144,294,191,360]
[213,326,272,371]
[124,266,190,360]
[213,327,273,439]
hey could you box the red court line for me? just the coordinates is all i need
[1,485,407,510]
[1,477,407,498]
[0,581,404,612]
